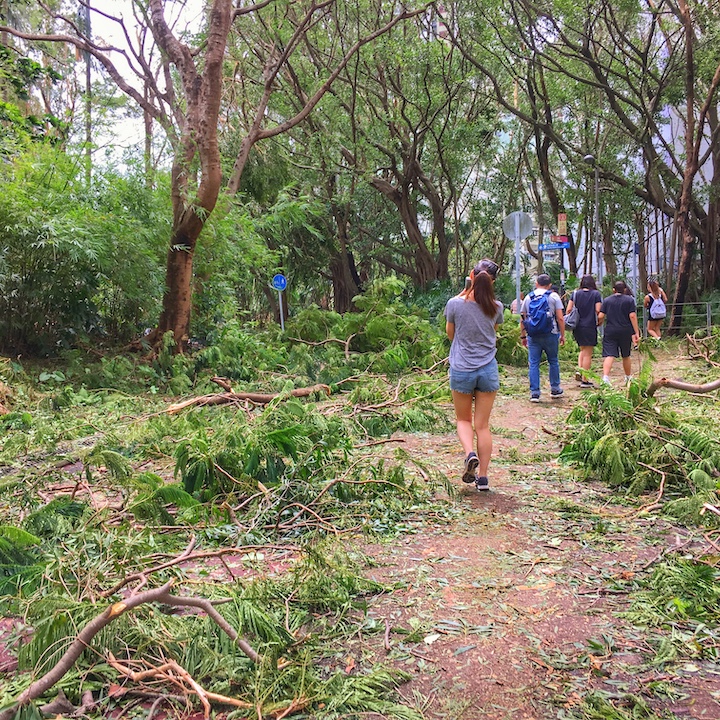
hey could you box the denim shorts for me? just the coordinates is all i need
[449,359,500,394]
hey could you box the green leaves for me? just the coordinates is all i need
[560,379,720,524]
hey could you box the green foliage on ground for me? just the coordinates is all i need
[0,332,454,718]
[559,369,720,526]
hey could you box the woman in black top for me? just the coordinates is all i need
[564,275,602,387]
[598,281,641,385]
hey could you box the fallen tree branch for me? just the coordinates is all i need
[685,333,720,368]
[108,654,310,719]
[166,384,331,414]
[701,503,720,518]
[102,541,299,597]
[108,655,253,719]
[101,536,197,597]
[647,376,720,398]
[288,333,356,360]
[630,462,667,517]
[210,376,234,392]
[0,581,259,720]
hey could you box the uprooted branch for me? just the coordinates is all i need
[108,655,252,719]
[166,383,331,414]
[685,333,720,368]
[0,581,259,720]
[288,333,356,360]
[647,375,720,398]
[108,655,309,720]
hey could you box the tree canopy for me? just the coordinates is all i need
[0,0,719,353]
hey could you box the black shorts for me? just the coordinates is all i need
[602,332,632,358]
[573,326,598,347]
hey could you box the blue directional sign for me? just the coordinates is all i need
[271,273,287,291]
[539,241,570,251]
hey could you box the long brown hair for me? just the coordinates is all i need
[648,279,660,296]
[468,259,499,317]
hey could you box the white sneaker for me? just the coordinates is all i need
[624,375,633,386]
[602,376,611,385]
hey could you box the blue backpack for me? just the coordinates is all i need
[524,290,554,336]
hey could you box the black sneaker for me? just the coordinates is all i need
[475,476,489,491]
[579,381,594,388]
[550,388,564,398]
[462,453,479,483]
[530,394,541,403]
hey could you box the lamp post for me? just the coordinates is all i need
[583,154,602,287]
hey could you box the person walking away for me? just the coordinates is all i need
[520,274,565,402]
[510,291,524,315]
[564,275,602,387]
[644,279,667,340]
[444,259,504,492]
[598,281,640,385]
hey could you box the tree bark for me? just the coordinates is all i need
[647,376,720,398]
[669,0,698,334]
[370,175,440,288]
[330,252,361,314]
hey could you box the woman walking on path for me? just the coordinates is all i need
[598,281,640,385]
[564,275,602,387]
[444,259,504,492]
[644,279,668,339]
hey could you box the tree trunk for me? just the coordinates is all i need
[329,197,361,313]
[705,106,720,290]
[157,227,200,351]
[669,0,698,334]
[417,166,450,280]
[330,253,361,314]
[635,212,648,293]
[603,219,618,277]
[371,176,440,288]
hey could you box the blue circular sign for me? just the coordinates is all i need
[271,273,287,291]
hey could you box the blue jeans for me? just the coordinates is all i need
[527,334,561,395]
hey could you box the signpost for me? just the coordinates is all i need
[538,240,570,252]
[271,273,287,331]
[502,211,534,313]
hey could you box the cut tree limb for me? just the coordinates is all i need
[685,333,720,368]
[108,655,252,719]
[166,383,331,414]
[646,376,720,397]
[0,580,259,720]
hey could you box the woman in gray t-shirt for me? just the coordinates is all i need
[444,259,504,492]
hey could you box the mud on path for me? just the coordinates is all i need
[345,348,720,719]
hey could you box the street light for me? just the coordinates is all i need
[583,154,602,287]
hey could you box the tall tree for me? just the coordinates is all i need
[1,0,424,351]
[446,0,720,316]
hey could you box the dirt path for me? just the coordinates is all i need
[351,348,719,719]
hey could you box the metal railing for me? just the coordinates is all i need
[639,300,720,337]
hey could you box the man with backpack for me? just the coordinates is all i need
[520,274,565,402]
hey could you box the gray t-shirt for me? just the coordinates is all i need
[444,296,504,371]
[520,288,563,334]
